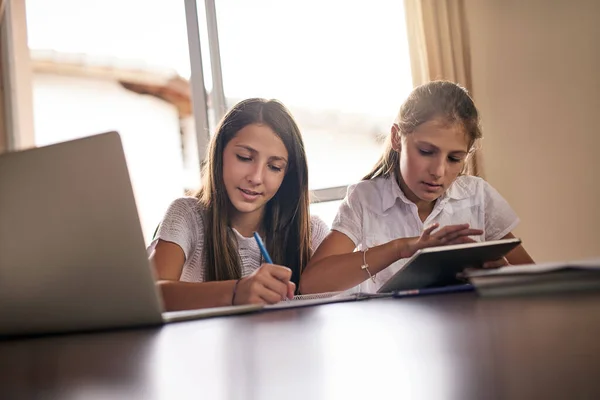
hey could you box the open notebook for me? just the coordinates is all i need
[263,291,392,310]
[464,258,600,296]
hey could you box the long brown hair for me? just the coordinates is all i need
[364,80,482,180]
[197,98,311,290]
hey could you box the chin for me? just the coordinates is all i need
[417,192,441,202]
[231,201,264,215]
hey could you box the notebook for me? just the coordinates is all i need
[464,258,600,297]
[377,238,522,293]
[264,291,392,310]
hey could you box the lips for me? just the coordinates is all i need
[422,181,443,190]
[238,187,263,201]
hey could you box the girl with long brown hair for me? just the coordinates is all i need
[148,98,328,311]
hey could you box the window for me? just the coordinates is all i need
[22,0,413,239]
[25,0,191,244]
[193,0,413,225]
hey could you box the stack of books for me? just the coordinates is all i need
[464,258,600,296]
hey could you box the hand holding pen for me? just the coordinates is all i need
[232,232,295,305]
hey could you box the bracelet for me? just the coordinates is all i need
[361,248,376,283]
[231,278,242,305]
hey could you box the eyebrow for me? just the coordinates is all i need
[235,144,288,162]
[416,141,468,156]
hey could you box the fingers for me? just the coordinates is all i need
[448,236,477,245]
[287,281,296,299]
[255,279,295,304]
[433,225,483,243]
[483,257,508,269]
[261,273,289,300]
[443,228,484,243]
[252,263,293,304]
[258,287,287,304]
[422,223,440,237]
[433,224,471,238]
[263,263,293,281]
[243,279,284,305]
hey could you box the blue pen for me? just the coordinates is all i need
[253,232,273,264]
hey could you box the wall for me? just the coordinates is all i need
[32,73,186,244]
[465,0,600,261]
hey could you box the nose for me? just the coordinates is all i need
[246,162,264,185]
[429,156,445,179]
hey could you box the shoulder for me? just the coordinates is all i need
[149,197,206,257]
[345,176,388,210]
[309,214,330,252]
[161,196,206,231]
[448,176,513,214]
[164,196,204,218]
[446,175,490,202]
[167,196,203,212]
[451,175,485,192]
[310,214,329,233]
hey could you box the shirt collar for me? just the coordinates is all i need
[381,174,413,212]
[381,174,473,212]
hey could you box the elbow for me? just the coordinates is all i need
[298,279,312,295]
[156,280,178,312]
[299,264,318,294]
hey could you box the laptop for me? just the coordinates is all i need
[0,132,261,337]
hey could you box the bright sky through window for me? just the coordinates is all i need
[26,0,412,117]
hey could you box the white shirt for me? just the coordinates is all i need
[332,174,519,293]
[147,197,330,282]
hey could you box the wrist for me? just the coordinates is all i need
[394,237,418,259]
[231,278,242,305]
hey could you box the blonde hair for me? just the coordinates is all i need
[364,80,482,180]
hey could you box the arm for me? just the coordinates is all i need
[483,232,534,268]
[504,232,534,265]
[481,181,534,267]
[300,231,411,294]
[300,224,483,294]
[150,239,237,311]
[151,239,295,311]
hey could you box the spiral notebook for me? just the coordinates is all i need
[263,291,391,310]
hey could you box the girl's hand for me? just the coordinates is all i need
[482,257,509,268]
[233,263,295,305]
[400,223,484,259]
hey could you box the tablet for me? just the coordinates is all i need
[377,237,522,293]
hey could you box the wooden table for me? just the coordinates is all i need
[2,291,600,399]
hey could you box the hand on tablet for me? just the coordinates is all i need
[482,257,509,268]
[402,223,484,258]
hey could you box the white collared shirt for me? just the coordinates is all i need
[332,174,519,293]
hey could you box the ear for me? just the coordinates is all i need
[390,124,402,152]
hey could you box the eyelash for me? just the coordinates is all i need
[418,149,462,163]
[236,155,251,162]
[236,155,284,172]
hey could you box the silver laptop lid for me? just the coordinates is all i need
[0,132,164,336]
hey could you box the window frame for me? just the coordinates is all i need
[183,0,349,204]
[0,0,35,153]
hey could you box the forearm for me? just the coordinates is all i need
[157,280,237,311]
[300,238,413,294]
